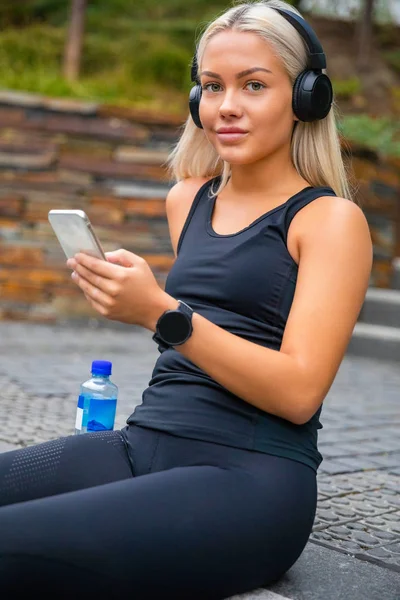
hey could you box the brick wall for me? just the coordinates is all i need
[0,92,181,323]
[0,91,399,323]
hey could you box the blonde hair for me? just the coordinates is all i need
[167,0,353,201]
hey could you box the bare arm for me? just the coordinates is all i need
[158,183,373,425]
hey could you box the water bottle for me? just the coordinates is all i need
[75,360,118,435]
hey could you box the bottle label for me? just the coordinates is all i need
[87,398,117,432]
[75,394,85,431]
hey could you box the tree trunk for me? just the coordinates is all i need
[356,0,375,72]
[63,0,88,82]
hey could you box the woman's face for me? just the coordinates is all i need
[198,30,297,166]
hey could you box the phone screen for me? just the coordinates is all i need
[48,211,106,260]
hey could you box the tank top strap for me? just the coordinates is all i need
[177,177,217,255]
[282,185,337,242]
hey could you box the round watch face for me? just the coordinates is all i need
[158,310,191,345]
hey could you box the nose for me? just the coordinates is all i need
[218,89,243,119]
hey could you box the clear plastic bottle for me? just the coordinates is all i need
[74,360,118,435]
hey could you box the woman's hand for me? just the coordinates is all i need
[66,249,178,331]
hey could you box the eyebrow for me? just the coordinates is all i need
[200,67,273,79]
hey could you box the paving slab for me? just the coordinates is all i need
[0,440,20,453]
[269,543,400,600]
[0,320,400,597]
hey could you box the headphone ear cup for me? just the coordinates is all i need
[292,70,333,122]
[292,71,307,121]
[189,84,203,129]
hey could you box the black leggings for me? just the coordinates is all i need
[0,425,317,599]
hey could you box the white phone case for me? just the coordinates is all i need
[48,209,106,260]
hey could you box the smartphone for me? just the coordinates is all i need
[48,209,106,261]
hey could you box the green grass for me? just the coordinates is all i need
[0,22,195,113]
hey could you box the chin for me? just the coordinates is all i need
[214,141,261,162]
[222,144,276,166]
[218,151,258,166]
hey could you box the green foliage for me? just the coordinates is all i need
[0,24,64,74]
[0,21,191,113]
[0,0,68,27]
[339,115,400,158]
[0,0,230,27]
[129,34,192,91]
[332,77,362,99]
[383,50,400,74]
[390,87,400,113]
[376,22,400,49]
[1,0,301,27]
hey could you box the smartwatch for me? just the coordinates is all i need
[152,300,194,350]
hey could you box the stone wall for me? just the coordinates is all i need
[352,151,400,288]
[0,92,181,323]
[0,91,399,323]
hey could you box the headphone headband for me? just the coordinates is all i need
[274,8,326,70]
[190,7,327,82]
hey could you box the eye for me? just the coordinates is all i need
[202,82,222,93]
[201,81,266,93]
[246,81,265,92]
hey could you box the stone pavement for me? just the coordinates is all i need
[0,320,399,599]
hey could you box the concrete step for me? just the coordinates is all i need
[347,321,400,361]
[359,287,400,328]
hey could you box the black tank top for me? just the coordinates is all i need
[128,176,337,471]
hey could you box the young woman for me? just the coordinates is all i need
[0,1,372,597]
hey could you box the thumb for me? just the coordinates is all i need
[105,249,135,268]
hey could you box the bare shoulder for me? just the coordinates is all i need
[295,194,373,294]
[166,176,212,212]
[293,195,371,252]
[166,176,213,257]
[298,194,368,225]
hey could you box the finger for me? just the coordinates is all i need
[73,262,118,295]
[66,258,77,270]
[91,299,111,318]
[105,255,126,267]
[83,291,110,319]
[75,252,122,279]
[105,249,138,267]
[75,274,113,308]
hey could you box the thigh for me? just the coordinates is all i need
[0,455,316,599]
[0,430,133,506]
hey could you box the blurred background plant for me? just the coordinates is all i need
[339,115,400,157]
[0,0,399,156]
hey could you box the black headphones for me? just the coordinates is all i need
[189,7,333,128]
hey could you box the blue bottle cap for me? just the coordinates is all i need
[91,360,112,376]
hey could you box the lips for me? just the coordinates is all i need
[216,128,248,143]
[216,127,247,134]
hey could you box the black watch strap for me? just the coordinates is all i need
[152,300,193,351]
[176,300,193,321]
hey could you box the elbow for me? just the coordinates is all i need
[286,387,324,426]
[281,358,330,425]
[289,410,314,426]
